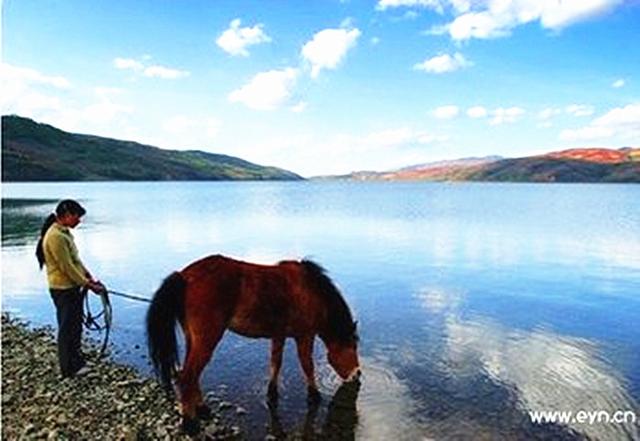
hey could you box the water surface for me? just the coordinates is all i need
[2,182,639,440]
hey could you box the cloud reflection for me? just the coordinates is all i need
[418,286,639,440]
[315,356,425,440]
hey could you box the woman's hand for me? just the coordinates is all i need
[87,280,107,295]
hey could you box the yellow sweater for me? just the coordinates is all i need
[43,223,89,290]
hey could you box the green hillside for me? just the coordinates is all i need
[1,115,302,181]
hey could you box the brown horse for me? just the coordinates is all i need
[146,255,360,433]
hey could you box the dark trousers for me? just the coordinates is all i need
[50,287,85,377]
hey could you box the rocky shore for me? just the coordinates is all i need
[1,314,241,440]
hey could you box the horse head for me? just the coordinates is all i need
[325,321,361,383]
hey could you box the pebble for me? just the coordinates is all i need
[1,314,240,440]
[219,401,233,410]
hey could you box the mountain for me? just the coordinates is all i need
[334,149,640,183]
[1,115,302,182]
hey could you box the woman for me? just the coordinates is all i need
[36,199,104,378]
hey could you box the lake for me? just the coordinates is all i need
[2,181,639,440]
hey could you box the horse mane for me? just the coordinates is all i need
[300,259,358,345]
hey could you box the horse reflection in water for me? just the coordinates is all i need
[268,380,361,440]
[146,255,361,433]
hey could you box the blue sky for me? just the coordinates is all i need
[3,0,639,176]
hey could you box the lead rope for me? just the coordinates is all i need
[82,286,112,356]
[82,287,151,357]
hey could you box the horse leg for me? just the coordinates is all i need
[295,335,321,403]
[178,328,223,433]
[268,337,285,400]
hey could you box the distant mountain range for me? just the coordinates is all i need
[1,115,302,181]
[332,149,640,183]
[3,115,638,183]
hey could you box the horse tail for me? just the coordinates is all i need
[146,271,186,392]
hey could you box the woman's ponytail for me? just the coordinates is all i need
[36,213,57,269]
[36,199,86,269]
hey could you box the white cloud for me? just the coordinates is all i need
[317,127,448,173]
[113,58,144,71]
[365,127,415,146]
[301,27,361,78]
[1,63,71,116]
[205,118,221,138]
[216,18,271,57]
[467,106,488,118]
[228,68,299,111]
[143,65,190,79]
[490,107,525,125]
[5,80,134,139]
[595,103,640,127]
[349,127,448,150]
[448,0,473,13]
[376,0,445,12]
[538,107,562,120]
[537,107,562,127]
[7,92,63,115]
[612,79,625,88]
[443,11,511,40]
[403,10,420,20]
[540,0,622,29]
[427,0,623,41]
[413,52,471,74]
[83,87,133,124]
[418,134,449,144]
[291,101,307,113]
[113,57,189,80]
[559,126,613,141]
[226,125,450,177]
[163,115,194,135]
[340,17,356,28]
[2,63,71,90]
[559,103,640,141]
[0,65,180,153]
[42,87,133,132]
[565,104,594,117]
[433,105,460,119]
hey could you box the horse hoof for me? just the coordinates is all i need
[181,417,201,435]
[196,404,213,420]
[307,387,321,404]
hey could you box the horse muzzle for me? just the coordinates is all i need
[345,367,362,383]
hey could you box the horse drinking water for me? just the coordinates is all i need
[146,255,360,433]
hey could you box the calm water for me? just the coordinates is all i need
[2,181,639,440]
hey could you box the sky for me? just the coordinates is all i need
[2,0,640,177]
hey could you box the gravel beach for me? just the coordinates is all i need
[1,314,241,440]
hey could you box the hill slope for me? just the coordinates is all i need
[337,149,640,183]
[1,115,302,181]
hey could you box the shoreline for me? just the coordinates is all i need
[1,314,241,440]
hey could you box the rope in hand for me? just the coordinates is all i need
[82,286,151,357]
[82,286,112,357]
